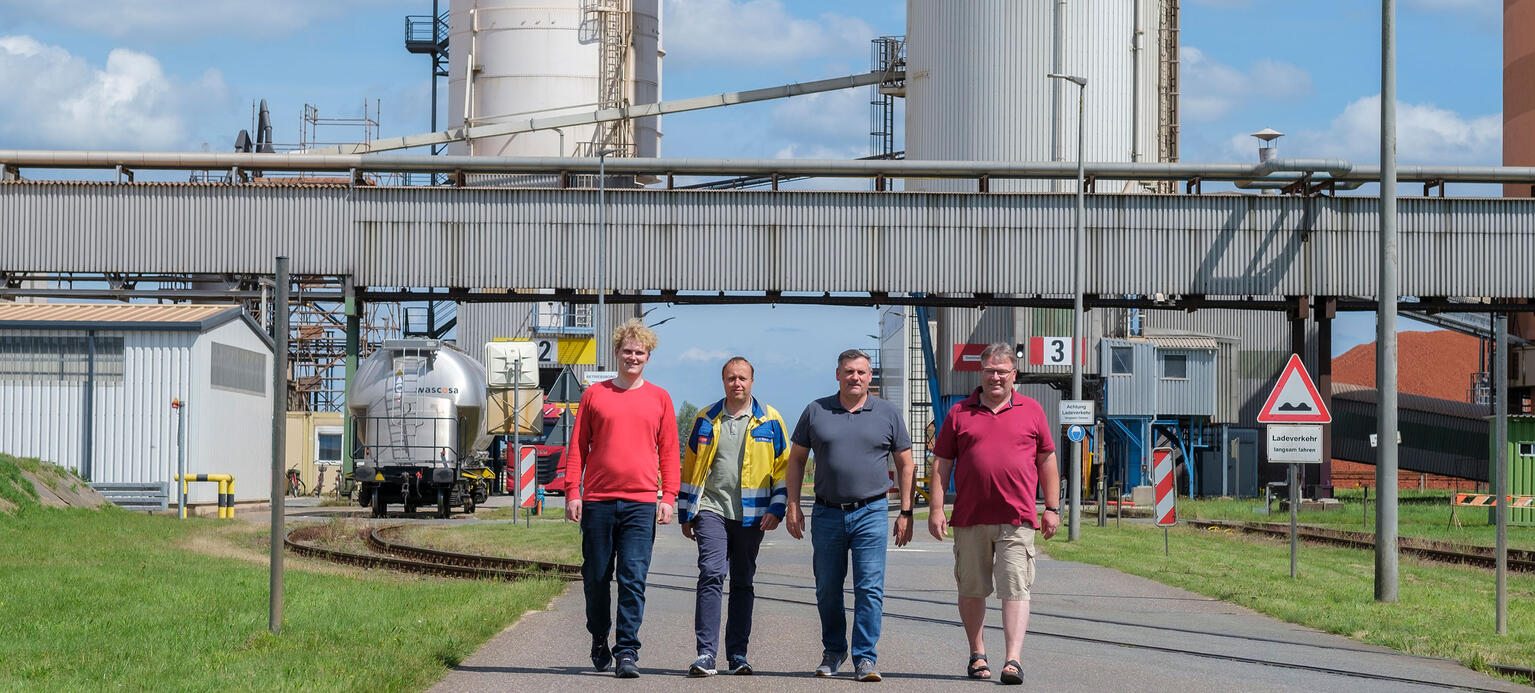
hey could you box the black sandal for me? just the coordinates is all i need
[966,653,990,679]
[999,659,1023,685]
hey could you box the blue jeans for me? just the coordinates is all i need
[693,510,766,660]
[810,497,888,664]
[581,499,656,660]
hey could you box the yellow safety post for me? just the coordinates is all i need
[174,473,236,518]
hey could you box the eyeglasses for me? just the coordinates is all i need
[981,368,1016,377]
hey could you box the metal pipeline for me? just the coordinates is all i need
[8,150,1535,185]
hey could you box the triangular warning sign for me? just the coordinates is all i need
[1257,354,1331,423]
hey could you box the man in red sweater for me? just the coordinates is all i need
[564,318,680,679]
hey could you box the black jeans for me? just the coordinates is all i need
[581,499,657,660]
[692,510,765,661]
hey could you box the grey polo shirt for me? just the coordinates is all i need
[790,394,912,504]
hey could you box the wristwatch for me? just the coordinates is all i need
[899,509,914,517]
[1043,506,1060,514]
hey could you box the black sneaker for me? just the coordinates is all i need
[590,640,612,672]
[614,654,640,679]
[687,655,716,677]
[727,656,754,675]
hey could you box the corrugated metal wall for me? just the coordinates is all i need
[8,185,1535,297]
[1100,338,1157,416]
[0,329,192,482]
[935,305,1011,394]
[1153,348,1217,416]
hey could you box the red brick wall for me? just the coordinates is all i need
[1330,459,1484,492]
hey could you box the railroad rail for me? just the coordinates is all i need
[366,524,579,576]
[283,524,579,581]
[1195,519,1535,573]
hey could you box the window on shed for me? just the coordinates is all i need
[1110,346,1133,375]
[211,342,266,395]
[0,335,124,383]
[1519,442,1535,457]
[1162,353,1188,379]
[316,427,343,465]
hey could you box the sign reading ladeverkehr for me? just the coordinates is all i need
[1267,424,1324,463]
[1059,400,1095,426]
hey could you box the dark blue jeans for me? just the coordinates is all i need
[581,499,657,660]
[692,510,766,661]
[811,497,888,664]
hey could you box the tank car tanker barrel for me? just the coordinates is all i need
[347,339,495,518]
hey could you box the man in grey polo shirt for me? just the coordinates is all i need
[785,348,914,683]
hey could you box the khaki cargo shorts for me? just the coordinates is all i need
[952,523,1037,601]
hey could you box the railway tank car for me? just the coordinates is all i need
[348,339,494,518]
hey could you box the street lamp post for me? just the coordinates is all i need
[596,148,620,367]
[1049,72,1087,542]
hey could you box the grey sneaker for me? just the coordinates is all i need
[814,651,846,677]
[614,654,639,678]
[687,655,717,677]
[727,656,753,675]
[854,658,881,682]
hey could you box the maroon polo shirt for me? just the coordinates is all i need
[933,388,1056,528]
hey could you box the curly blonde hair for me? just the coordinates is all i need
[611,317,659,353]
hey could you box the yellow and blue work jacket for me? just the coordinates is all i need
[678,398,790,527]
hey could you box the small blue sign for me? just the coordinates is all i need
[1067,425,1086,443]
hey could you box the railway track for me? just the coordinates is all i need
[284,524,580,581]
[1195,519,1535,573]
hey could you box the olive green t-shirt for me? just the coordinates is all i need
[697,411,750,521]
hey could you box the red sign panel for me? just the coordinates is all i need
[952,343,986,371]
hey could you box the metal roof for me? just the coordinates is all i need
[1141,335,1221,350]
[1330,382,1491,420]
[0,302,246,332]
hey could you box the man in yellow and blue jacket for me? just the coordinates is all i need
[677,357,789,677]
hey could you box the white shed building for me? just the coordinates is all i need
[0,303,274,507]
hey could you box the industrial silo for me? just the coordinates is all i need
[447,0,655,378]
[904,0,1171,193]
[446,0,661,158]
[904,0,1180,432]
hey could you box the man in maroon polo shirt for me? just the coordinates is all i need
[927,342,1059,686]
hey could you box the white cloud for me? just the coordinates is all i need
[0,0,410,40]
[677,347,734,363]
[662,0,875,67]
[1222,94,1500,164]
[0,35,227,149]
[769,87,869,146]
[1181,46,1313,122]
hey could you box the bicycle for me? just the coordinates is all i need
[285,468,307,497]
[313,467,326,497]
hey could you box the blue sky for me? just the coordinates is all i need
[0,0,1497,415]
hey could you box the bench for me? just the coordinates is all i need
[89,482,171,511]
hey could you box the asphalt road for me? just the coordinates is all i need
[425,503,1526,693]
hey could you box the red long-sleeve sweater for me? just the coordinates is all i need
[563,379,680,505]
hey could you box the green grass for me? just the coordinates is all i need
[1042,520,1535,681]
[0,507,568,692]
[474,505,568,522]
[0,453,42,508]
[1176,494,1535,551]
[398,518,582,565]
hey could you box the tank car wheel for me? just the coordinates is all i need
[465,492,476,514]
[436,489,451,519]
[370,488,387,518]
